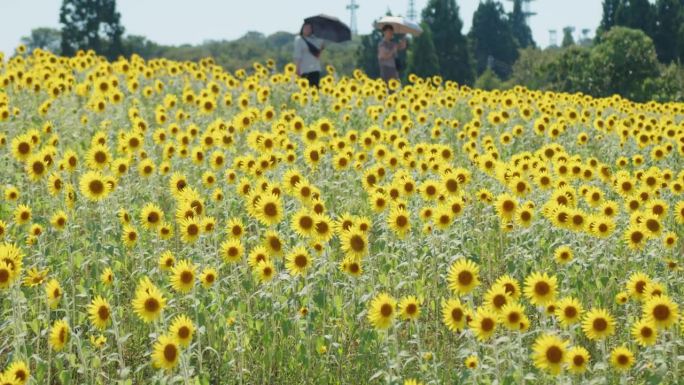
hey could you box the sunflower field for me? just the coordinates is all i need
[0,47,683,385]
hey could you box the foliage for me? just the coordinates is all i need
[508,0,535,48]
[422,0,475,84]
[407,23,440,78]
[469,0,519,79]
[20,28,62,54]
[59,0,125,59]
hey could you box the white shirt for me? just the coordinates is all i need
[293,35,323,74]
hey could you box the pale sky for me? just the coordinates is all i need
[0,0,603,56]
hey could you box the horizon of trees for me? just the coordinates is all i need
[13,0,684,102]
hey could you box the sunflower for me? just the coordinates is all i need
[140,203,164,230]
[0,261,14,290]
[447,258,480,295]
[500,302,526,330]
[494,193,517,220]
[170,260,196,293]
[493,275,521,300]
[101,268,114,285]
[523,272,557,306]
[398,296,421,321]
[4,360,30,385]
[340,255,363,277]
[26,154,48,181]
[255,260,276,283]
[86,144,111,169]
[132,278,166,323]
[387,206,411,239]
[623,225,647,250]
[178,217,201,243]
[121,225,138,248]
[169,314,195,347]
[464,355,478,369]
[581,308,616,340]
[200,268,217,288]
[339,229,368,259]
[286,246,312,276]
[631,318,657,346]
[247,246,270,268]
[531,334,568,375]
[566,346,590,374]
[50,210,68,230]
[49,319,70,351]
[225,217,245,239]
[46,278,62,309]
[609,346,634,371]
[313,214,334,243]
[484,285,512,313]
[79,171,111,201]
[151,334,181,370]
[22,267,47,287]
[553,245,573,264]
[158,250,176,271]
[14,204,31,225]
[555,297,583,328]
[4,186,20,201]
[626,272,650,300]
[263,230,284,257]
[469,307,498,341]
[254,194,283,226]
[87,295,111,329]
[220,238,244,263]
[11,134,33,161]
[643,295,679,329]
[367,293,397,330]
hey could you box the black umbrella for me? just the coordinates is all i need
[304,14,351,43]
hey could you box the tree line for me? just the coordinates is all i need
[15,0,684,102]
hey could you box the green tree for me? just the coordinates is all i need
[615,0,655,37]
[597,0,621,38]
[407,23,440,78]
[421,0,474,84]
[356,30,382,79]
[562,27,575,47]
[20,28,61,53]
[469,0,518,79]
[60,0,125,59]
[653,0,683,63]
[508,0,535,48]
[590,27,659,101]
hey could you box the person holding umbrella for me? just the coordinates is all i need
[374,16,423,84]
[293,22,325,88]
[377,25,407,83]
[294,15,352,88]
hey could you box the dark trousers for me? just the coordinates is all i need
[301,71,320,88]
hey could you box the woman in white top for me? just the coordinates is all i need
[293,22,325,88]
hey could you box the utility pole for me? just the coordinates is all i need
[549,29,557,47]
[407,0,417,21]
[346,0,360,35]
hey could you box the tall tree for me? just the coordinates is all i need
[615,0,655,38]
[421,0,474,84]
[508,0,535,48]
[562,27,576,47]
[597,0,621,38]
[653,0,683,63]
[407,23,440,78]
[469,0,519,79]
[20,28,62,53]
[60,0,125,59]
[356,30,383,79]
